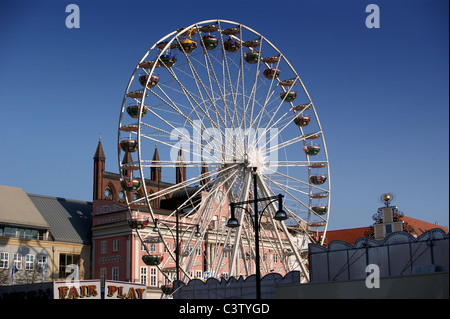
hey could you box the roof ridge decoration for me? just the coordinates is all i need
[171,271,301,299]
[308,228,449,283]
[310,228,449,253]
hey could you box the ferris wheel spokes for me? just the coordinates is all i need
[118,20,330,283]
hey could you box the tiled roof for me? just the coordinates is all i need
[400,215,448,236]
[28,194,92,245]
[322,216,448,246]
[322,227,372,246]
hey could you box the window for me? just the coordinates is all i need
[385,224,393,234]
[101,241,107,254]
[59,254,80,279]
[150,243,157,253]
[37,255,48,271]
[1,226,44,240]
[104,188,112,199]
[140,267,147,285]
[5,227,19,238]
[13,253,22,270]
[211,216,218,230]
[149,267,157,287]
[263,252,268,263]
[195,270,202,279]
[100,268,107,285]
[273,253,279,263]
[112,267,119,281]
[164,273,173,285]
[164,241,170,253]
[112,239,119,252]
[0,252,9,269]
[25,254,35,270]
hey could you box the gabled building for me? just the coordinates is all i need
[0,185,92,285]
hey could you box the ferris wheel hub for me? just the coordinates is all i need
[246,147,268,173]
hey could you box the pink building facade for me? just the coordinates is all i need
[91,140,288,290]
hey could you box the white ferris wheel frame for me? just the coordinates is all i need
[118,19,331,283]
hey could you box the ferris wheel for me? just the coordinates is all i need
[118,20,330,282]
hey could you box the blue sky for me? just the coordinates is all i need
[0,0,448,230]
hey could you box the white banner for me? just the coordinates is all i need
[53,280,101,299]
[105,280,147,299]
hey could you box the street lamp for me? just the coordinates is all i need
[152,210,201,282]
[227,186,287,299]
[226,203,240,228]
[228,194,287,228]
[274,195,288,221]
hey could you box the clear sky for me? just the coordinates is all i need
[0,0,448,231]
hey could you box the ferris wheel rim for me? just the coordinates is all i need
[118,19,331,281]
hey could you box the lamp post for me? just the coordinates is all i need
[152,210,201,282]
[227,171,288,299]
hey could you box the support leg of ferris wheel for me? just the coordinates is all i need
[257,173,310,282]
[255,172,292,274]
[179,165,239,281]
[210,167,252,279]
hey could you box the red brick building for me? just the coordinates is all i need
[90,139,289,294]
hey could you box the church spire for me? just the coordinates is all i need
[200,162,210,186]
[93,137,105,200]
[93,136,106,160]
[151,144,161,183]
[176,144,186,184]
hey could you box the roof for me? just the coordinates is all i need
[93,140,106,160]
[322,227,372,246]
[102,171,174,189]
[28,194,93,245]
[401,215,448,236]
[322,216,449,246]
[152,146,161,167]
[0,185,49,230]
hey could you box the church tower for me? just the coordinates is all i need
[200,162,210,186]
[176,145,186,184]
[121,151,133,179]
[151,145,161,183]
[93,138,106,200]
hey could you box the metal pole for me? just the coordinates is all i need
[176,209,180,282]
[253,171,261,300]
